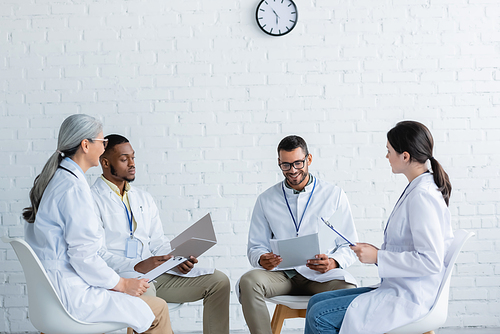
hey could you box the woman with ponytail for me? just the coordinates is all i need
[24,114,172,334]
[304,121,454,334]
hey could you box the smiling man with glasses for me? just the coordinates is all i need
[238,135,359,334]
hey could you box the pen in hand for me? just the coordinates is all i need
[321,217,356,246]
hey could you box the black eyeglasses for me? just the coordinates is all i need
[278,156,307,171]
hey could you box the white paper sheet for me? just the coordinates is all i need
[139,256,187,282]
[139,213,217,282]
[270,233,320,269]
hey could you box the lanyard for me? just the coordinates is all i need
[122,201,133,239]
[282,177,316,236]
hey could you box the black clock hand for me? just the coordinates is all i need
[271,8,280,24]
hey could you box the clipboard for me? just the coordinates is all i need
[139,213,217,282]
[321,217,355,246]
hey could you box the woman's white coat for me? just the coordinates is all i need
[340,173,454,334]
[25,158,155,333]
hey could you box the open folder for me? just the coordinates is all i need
[270,233,320,269]
[139,213,216,282]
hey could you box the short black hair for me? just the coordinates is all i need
[103,134,129,155]
[277,135,309,156]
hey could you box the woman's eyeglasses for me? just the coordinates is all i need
[90,138,108,149]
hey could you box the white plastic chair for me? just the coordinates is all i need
[386,229,475,334]
[264,295,311,334]
[265,229,474,334]
[2,236,183,334]
[2,236,129,333]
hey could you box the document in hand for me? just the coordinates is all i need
[270,233,320,269]
[139,213,217,282]
[168,213,217,257]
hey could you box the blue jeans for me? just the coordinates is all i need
[304,287,374,334]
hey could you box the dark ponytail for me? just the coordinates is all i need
[387,121,452,206]
[428,157,451,206]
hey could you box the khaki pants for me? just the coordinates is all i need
[144,269,230,334]
[138,295,173,334]
[239,269,356,334]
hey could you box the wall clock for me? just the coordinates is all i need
[255,0,298,37]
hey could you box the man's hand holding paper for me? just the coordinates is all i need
[134,255,173,274]
[259,252,282,270]
[306,254,338,273]
[176,256,199,274]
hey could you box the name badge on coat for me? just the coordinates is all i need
[126,238,139,258]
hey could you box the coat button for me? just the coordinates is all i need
[351,302,358,308]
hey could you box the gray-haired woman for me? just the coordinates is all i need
[24,114,172,334]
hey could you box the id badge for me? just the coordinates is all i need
[126,238,139,258]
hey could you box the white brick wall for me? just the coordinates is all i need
[1,0,499,332]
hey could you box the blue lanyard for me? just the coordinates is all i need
[122,201,133,239]
[282,177,316,236]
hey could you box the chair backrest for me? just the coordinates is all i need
[1,237,126,334]
[387,229,474,334]
[433,229,474,312]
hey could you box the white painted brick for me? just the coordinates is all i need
[51,4,85,15]
[151,102,186,114]
[2,0,500,330]
[15,5,49,16]
[325,84,359,97]
[326,60,360,71]
[12,31,46,43]
[88,3,124,15]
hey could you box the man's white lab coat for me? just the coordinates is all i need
[91,177,213,278]
[247,176,358,284]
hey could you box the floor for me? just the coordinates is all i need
[174,329,500,333]
[231,330,500,334]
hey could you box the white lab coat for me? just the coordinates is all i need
[25,158,154,333]
[91,177,213,278]
[340,173,454,334]
[247,176,358,285]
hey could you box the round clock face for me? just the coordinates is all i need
[256,0,298,37]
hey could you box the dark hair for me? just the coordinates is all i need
[103,134,129,155]
[277,135,309,156]
[387,121,452,206]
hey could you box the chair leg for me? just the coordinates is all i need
[270,304,287,334]
[127,327,134,334]
[423,332,435,334]
[270,304,307,334]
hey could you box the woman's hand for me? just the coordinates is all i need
[350,243,379,264]
[112,277,150,297]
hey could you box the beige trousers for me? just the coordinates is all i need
[138,295,173,334]
[239,269,356,334]
[144,269,230,334]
